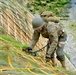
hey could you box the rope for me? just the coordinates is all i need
[30,43,48,56]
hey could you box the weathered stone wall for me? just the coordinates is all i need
[0,9,47,57]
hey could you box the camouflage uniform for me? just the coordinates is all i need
[29,11,67,65]
[30,23,67,61]
[41,11,67,62]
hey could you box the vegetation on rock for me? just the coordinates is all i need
[0,35,76,75]
[26,0,70,16]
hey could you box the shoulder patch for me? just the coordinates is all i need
[48,29,51,32]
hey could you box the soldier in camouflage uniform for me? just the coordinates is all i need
[26,11,67,69]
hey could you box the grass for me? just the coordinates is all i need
[1,35,29,49]
[0,34,72,75]
[57,66,76,75]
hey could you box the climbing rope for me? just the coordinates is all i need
[29,43,49,56]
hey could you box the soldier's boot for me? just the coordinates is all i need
[51,58,57,67]
[60,60,66,69]
[46,58,50,63]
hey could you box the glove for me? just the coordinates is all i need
[25,47,32,53]
[22,47,32,53]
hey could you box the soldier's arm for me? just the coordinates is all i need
[47,33,58,56]
[46,22,58,57]
[58,27,67,42]
[29,30,40,49]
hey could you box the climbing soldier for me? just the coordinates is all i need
[25,11,67,69]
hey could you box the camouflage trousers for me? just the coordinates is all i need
[46,40,65,61]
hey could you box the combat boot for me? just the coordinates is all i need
[60,60,66,69]
[51,58,57,67]
[46,58,50,63]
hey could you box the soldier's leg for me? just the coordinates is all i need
[45,40,57,67]
[46,44,57,67]
[46,42,50,62]
[56,44,66,69]
[50,51,57,67]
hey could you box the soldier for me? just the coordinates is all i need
[25,11,67,69]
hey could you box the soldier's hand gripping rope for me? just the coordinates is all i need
[22,43,49,56]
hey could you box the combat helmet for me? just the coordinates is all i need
[32,14,45,29]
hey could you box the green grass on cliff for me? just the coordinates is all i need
[0,35,76,75]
